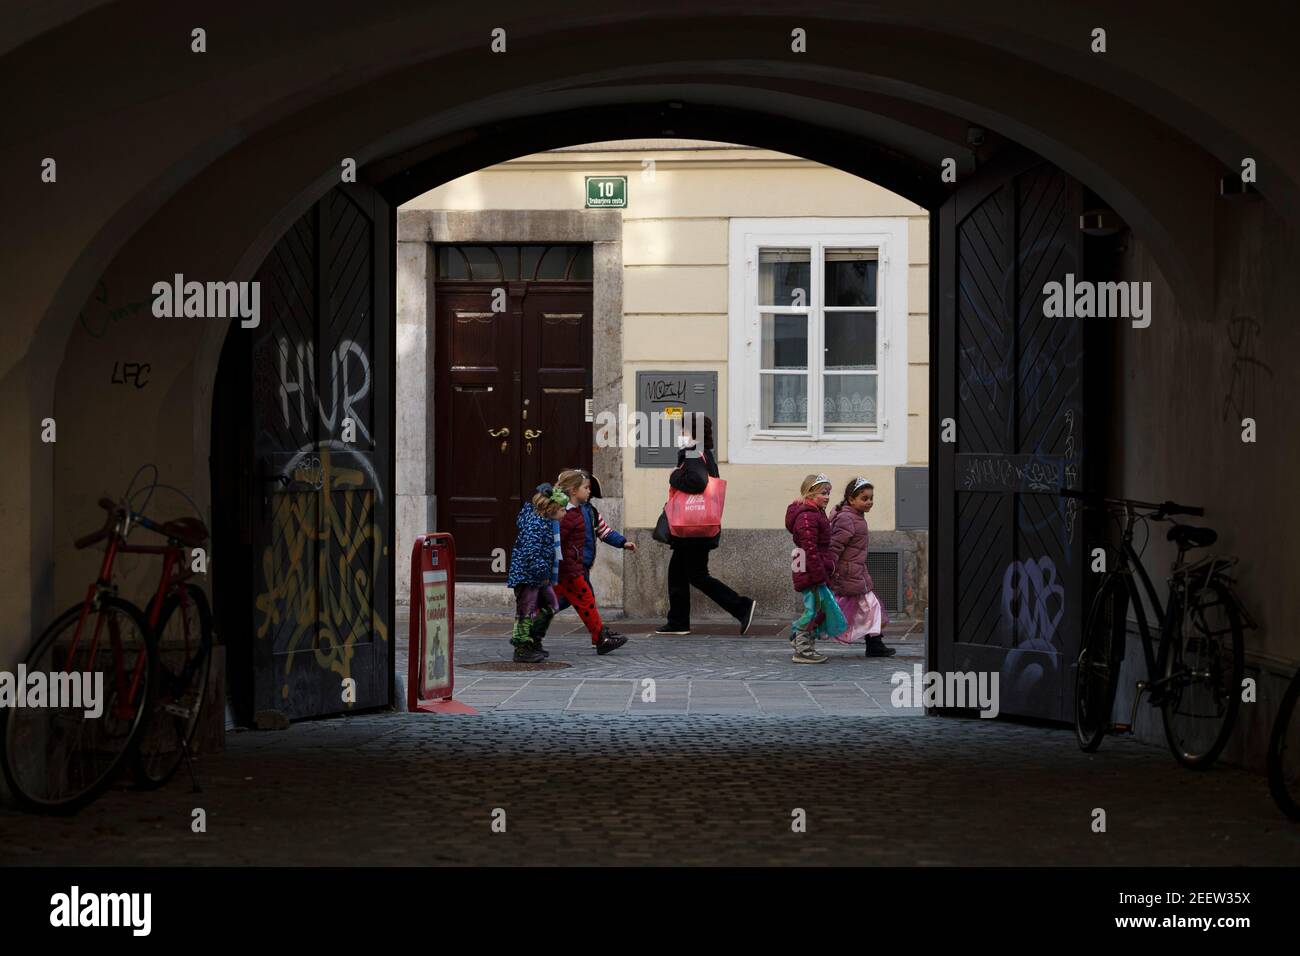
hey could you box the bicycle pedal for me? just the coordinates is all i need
[163,702,193,718]
[1111,723,1133,734]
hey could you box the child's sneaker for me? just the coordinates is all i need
[595,627,627,655]
[792,648,828,664]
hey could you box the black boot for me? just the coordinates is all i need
[513,644,547,664]
[595,627,627,655]
[865,634,897,657]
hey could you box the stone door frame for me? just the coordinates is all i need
[395,209,624,609]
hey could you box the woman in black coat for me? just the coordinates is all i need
[655,415,757,636]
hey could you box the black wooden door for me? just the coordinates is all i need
[934,156,1087,721]
[434,278,593,582]
[248,185,392,720]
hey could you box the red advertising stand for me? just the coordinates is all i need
[407,533,477,714]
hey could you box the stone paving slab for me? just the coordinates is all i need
[441,674,923,716]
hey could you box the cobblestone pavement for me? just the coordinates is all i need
[2,615,1297,867]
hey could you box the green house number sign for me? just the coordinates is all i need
[586,176,627,208]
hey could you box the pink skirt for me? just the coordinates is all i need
[831,591,887,644]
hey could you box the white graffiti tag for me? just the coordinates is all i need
[277,336,372,442]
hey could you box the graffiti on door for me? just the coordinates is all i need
[1000,555,1065,647]
[275,334,373,442]
[999,554,1067,711]
[253,447,387,701]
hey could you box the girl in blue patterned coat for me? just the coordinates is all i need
[506,484,567,663]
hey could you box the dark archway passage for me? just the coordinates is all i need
[208,112,1108,727]
[6,7,1298,876]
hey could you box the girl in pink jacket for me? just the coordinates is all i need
[828,477,896,657]
[785,474,847,663]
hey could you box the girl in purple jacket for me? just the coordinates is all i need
[828,477,896,657]
[785,474,847,664]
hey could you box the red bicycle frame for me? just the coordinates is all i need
[65,503,195,721]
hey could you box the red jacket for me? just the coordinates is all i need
[558,507,588,581]
[786,500,836,591]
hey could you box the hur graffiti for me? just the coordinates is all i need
[276,335,373,442]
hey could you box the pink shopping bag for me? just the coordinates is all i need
[665,475,727,537]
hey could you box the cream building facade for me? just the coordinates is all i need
[397,139,930,620]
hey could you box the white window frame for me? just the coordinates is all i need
[728,217,909,465]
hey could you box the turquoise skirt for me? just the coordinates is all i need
[793,584,847,637]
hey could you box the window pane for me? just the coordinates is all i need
[762,374,807,429]
[761,312,807,369]
[823,374,877,431]
[568,246,593,280]
[495,245,519,280]
[758,247,811,306]
[521,245,544,280]
[825,248,878,307]
[463,245,502,280]
[824,311,877,370]
[437,247,469,279]
[537,246,567,279]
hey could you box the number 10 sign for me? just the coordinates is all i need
[586,176,627,208]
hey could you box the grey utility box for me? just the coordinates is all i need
[634,370,718,468]
[895,466,929,529]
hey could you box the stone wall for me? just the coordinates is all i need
[621,526,927,621]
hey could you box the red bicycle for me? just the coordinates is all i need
[1,490,213,813]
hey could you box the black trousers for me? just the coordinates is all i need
[667,542,749,627]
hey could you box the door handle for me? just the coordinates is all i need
[524,429,542,439]
[488,427,510,437]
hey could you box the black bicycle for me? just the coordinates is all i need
[1268,667,1300,820]
[1063,490,1251,770]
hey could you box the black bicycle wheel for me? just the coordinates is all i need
[0,597,154,814]
[1161,579,1244,770]
[1075,574,1127,752]
[130,585,213,789]
[1267,668,1300,821]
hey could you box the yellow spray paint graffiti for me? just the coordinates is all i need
[254,447,388,704]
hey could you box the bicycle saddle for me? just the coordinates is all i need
[1167,524,1217,549]
[159,516,209,546]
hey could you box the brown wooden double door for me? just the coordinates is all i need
[434,279,593,581]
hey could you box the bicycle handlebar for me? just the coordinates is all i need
[73,498,119,549]
[73,496,168,549]
[1059,488,1204,518]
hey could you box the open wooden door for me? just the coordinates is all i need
[242,185,393,721]
[933,154,1090,721]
